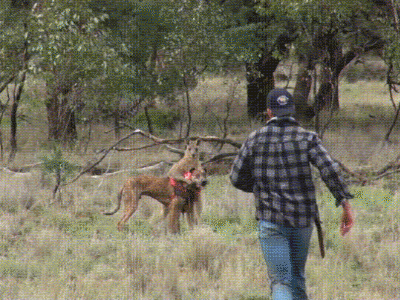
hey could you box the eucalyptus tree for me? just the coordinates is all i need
[0,0,31,160]
[216,0,398,123]
[216,0,296,119]
[87,0,174,135]
[91,0,231,136]
[30,0,111,143]
[161,0,232,136]
[258,0,388,120]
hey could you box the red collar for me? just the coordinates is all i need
[169,177,178,187]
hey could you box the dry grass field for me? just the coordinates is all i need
[0,75,400,299]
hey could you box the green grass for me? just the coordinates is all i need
[0,76,399,299]
[0,168,399,299]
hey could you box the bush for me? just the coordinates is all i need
[131,108,181,131]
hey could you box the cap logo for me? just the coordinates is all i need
[277,95,289,106]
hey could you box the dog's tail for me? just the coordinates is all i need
[103,189,123,215]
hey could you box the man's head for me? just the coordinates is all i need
[266,88,295,117]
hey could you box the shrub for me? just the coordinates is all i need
[131,108,181,131]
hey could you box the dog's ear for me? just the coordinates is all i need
[195,139,201,147]
[189,167,196,173]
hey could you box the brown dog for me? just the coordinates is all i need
[103,168,207,233]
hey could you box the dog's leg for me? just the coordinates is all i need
[167,196,181,234]
[117,188,140,231]
[183,200,195,230]
[162,205,170,234]
[193,193,202,225]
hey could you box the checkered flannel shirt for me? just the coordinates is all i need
[230,117,353,227]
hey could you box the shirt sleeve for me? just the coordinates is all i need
[308,134,353,206]
[229,136,255,193]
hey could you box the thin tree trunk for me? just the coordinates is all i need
[293,61,315,122]
[385,100,400,141]
[46,93,78,144]
[183,74,192,138]
[144,105,154,134]
[9,22,29,162]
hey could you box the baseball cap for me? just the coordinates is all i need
[267,88,295,117]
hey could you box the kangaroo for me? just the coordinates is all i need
[167,139,203,184]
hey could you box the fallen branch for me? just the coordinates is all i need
[203,152,237,165]
[65,130,141,184]
[61,128,400,188]
[335,160,368,185]
[64,130,242,185]
[336,154,400,185]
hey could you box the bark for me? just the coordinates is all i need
[246,34,292,119]
[143,105,154,134]
[9,22,29,162]
[46,93,77,143]
[293,61,315,122]
[245,57,278,119]
[9,76,26,162]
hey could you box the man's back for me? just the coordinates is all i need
[230,117,353,227]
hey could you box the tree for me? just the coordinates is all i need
[88,0,175,135]
[254,0,390,124]
[217,0,295,119]
[91,0,231,137]
[0,0,32,161]
[30,0,110,143]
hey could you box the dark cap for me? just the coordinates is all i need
[267,88,295,117]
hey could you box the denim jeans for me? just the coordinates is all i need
[259,220,313,300]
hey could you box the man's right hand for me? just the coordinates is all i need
[340,200,354,236]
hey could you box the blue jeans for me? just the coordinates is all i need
[259,220,313,300]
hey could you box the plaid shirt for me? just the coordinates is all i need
[230,117,353,227]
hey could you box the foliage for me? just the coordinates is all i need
[0,1,33,75]
[131,108,181,132]
[40,146,78,187]
[29,0,111,91]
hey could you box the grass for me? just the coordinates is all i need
[0,169,399,299]
[0,76,400,299]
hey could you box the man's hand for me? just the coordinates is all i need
[340,200,354,236]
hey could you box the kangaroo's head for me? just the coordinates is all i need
[184,139,200,159]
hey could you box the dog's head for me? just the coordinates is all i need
[189,167,208,188]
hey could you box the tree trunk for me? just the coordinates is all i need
[46,93,77,144]
[245,59,277,119]
[293,61,315,122]
[314,67,338,112]
[245,34,292,119]
[143,105,154,134]
[9,78,26,162]
[113,112,121,139]
[9,22,29,162]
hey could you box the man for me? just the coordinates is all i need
[229,88,354,300]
